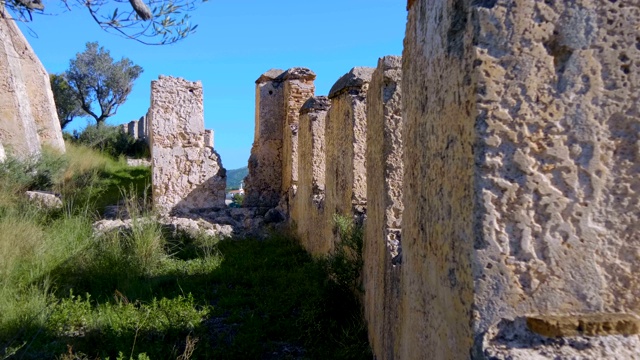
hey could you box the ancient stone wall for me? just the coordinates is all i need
[137,115,146,141]
[362,56,403,360]
[322,67,374,249]
[281,68,316,216]
[128,120,139,139]
[0,11,65,157]
[243,69,285,208]
[400,0,640,358]
[294,96,330,255]
[148,75,226,215]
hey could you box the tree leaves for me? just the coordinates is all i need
[65,42,143,126]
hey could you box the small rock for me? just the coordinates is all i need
[25,191,62,209]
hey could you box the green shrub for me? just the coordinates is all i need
[72,124,148,159]
[325,214,365,294]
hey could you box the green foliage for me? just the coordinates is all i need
[50,73,86,129]
[67,42,143,125]
[71,124,148,159]
[231,192,244,207]
[4,0,204,45]
[325,214,365,294]
[225,167,248,191]
[0,150,370,359]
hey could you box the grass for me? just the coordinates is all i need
[0,145,371,359]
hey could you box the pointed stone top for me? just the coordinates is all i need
[328,67,375,99]
[300,96,331,115]
[378,55,402,70]
[278,67,316,81]
[256,69,285,84]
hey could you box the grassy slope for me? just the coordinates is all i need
[0,146,370,359]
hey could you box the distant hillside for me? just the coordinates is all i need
[226,166,248,190]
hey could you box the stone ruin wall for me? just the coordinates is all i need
[362,56,403,360]
[148,75,226,215]
[243,69,286,208]
[294,96,330,255]
[397,0,640,358]
[241,0,640,356]
[244,68,316,212]
[281,68,316,217]
[321,67,374,250]
[0,11,65,157]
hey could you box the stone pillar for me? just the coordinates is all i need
[148,75,226,215]
[323,67,374,249]
[137,115,146,141]
[0,142,5,163]
[363,56,403,360]
[243,69,286,208]
[204,129,214,148]
[0,12,64,157]
[400,0,640,358]
[281,68,316,218]
[294,96,330,255]
[128,120,139,139]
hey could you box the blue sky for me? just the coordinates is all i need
[17,1,407,169]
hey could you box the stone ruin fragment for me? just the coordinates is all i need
[148,75,226,215]
[0,11,65,158]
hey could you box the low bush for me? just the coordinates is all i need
[70,124,148,159]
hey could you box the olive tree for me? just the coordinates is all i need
[4,0,202,45]
[66,42,143,126]
[50,73,86,129]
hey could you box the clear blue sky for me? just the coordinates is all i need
[17,1,407,169]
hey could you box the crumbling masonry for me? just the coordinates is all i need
[148,75,226,215]
[243,0,640,358]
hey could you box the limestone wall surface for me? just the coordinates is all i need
[294,96,330,255]
[400,0,640,358]
[323,67,374,249]
[362,56,403,360]
[148,75,226,215]
[0,11,64,157]
[244,69,286,208]
[281,68,316,216]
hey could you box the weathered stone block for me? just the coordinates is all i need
[281,68,316,216]
[244,69,285,208]
[148,75,226,215]
[0,11,64,157]
[137,115,146,140]
[363,55,402,360]
[128,120,138,139]
[323,67,374,249]
[400,0,640,358]
[294,96,330,255]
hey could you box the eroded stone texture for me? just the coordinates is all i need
[281,68,316,217]
[148,75,226,215]
[323,67,374,249]
[0,11,64,157]
[244,69,285,208]
[294,96,330,255]
[363,56,403,360]
[400,0,640,358]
